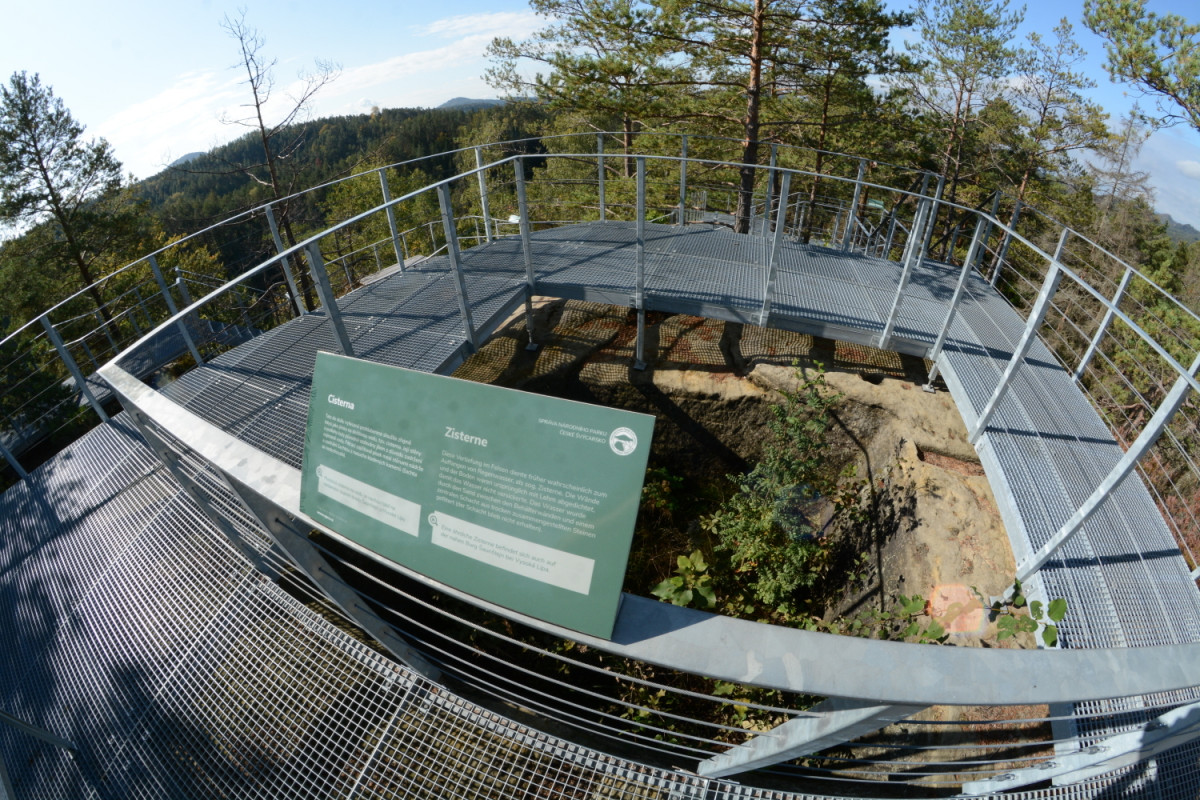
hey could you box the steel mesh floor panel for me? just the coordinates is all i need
[10,502,254,780]
[0,725,98,800]
[0,467,177,703]
[646,256,763,312]
[770,271,891,332]
[7,220,1200,799]
[123,576,408,800]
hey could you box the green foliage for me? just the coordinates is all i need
[1084,0,1200,132]
[802,593,948,644]
[702,364,856,614]
[651,550,716,610]
[0,71,136,314]
[894,0,1025,204]
[640,466,685,522]
[991,579,1068,648]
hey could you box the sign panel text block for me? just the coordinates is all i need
[300,352,655,638]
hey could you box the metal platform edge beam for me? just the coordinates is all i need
[94,362,1200,708]
[696,699,923,778]
[962,700,1200,795]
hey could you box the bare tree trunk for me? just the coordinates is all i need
[734,0,767,235]
[222,11,337,310]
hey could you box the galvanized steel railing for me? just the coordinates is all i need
[6,133,1200,794]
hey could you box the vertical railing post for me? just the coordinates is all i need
[304,242,355,357]
[633,157,647,369]
[515,159,540,351]
[94,309,119,355]
[264,203,305,314]
[842,158,866,252]
[883,212,898,258]
[677,135,688,226]
[992,199,1023,288]
[1017,352,1200,581]
[515,161,536,292]
[920,175,944,264]
[474,147,493,243]
[924,217,985,388]
[764,143,778,235]
[947,224,962,261]
[597,134,606,222]
[437,183,479,352]
[969,262,1064,444]
[40,315,109,423]
[759,172,792,327]
[978,191,1001,271]
[1075,268,1133,382]
[81,340,99,371]
[175,271,209,338]
[174,268,194,306]
[0,436,26,480]
[879,198,932,348]
[696,698,923,778]
[379,169,406,272]
[148,255,204,365]
[132,286,154,330]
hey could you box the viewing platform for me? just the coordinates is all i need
[3,136,1200,798]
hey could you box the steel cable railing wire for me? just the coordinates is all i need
[124,395,1200,796]
[14,139,1200,796]
[161,443,1128,790]
[159,428,810,741]
[185,492,753,767]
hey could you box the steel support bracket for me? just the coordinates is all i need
[963,700,1200,795]
[697,699,923,778]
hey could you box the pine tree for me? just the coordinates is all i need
[486,0,682,176]
[0,72,129,320]
[893,0,1024,205]
[1084,0,1199,132]
[996,20,1111,206]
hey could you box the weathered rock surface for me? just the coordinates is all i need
[457,299,1020,643]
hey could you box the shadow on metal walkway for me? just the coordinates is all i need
[3,220,1198,798]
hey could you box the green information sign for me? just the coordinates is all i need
[300,352,655,638]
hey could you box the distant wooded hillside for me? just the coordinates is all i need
[1158,214,1200,244]
[136,106,479,234]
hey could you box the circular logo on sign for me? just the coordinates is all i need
[428,513,439,528]
[609,427,638,456]
[316,465,327,479]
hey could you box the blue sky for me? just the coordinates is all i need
[2,0,1198,227]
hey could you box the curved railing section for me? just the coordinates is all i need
[5,133,1200,794]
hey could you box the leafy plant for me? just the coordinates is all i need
[651,550,717,610]
[803,593,948,644]
[991,579,1068,647]
[641,465,684,522]
[703,363,855,613]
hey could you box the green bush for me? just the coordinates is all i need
[703,364,846,614]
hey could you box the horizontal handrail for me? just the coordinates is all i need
[97,361,1200,706]
[8,136,1200,790]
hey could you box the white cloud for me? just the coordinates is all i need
[421,11,540,39]
[333,34,499,95]
[1136,130,1200,228]
[1178,160,1200,181]
[92,13,533,181]
[95,70,246,179]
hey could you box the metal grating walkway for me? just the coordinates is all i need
[4,220,1199,798]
